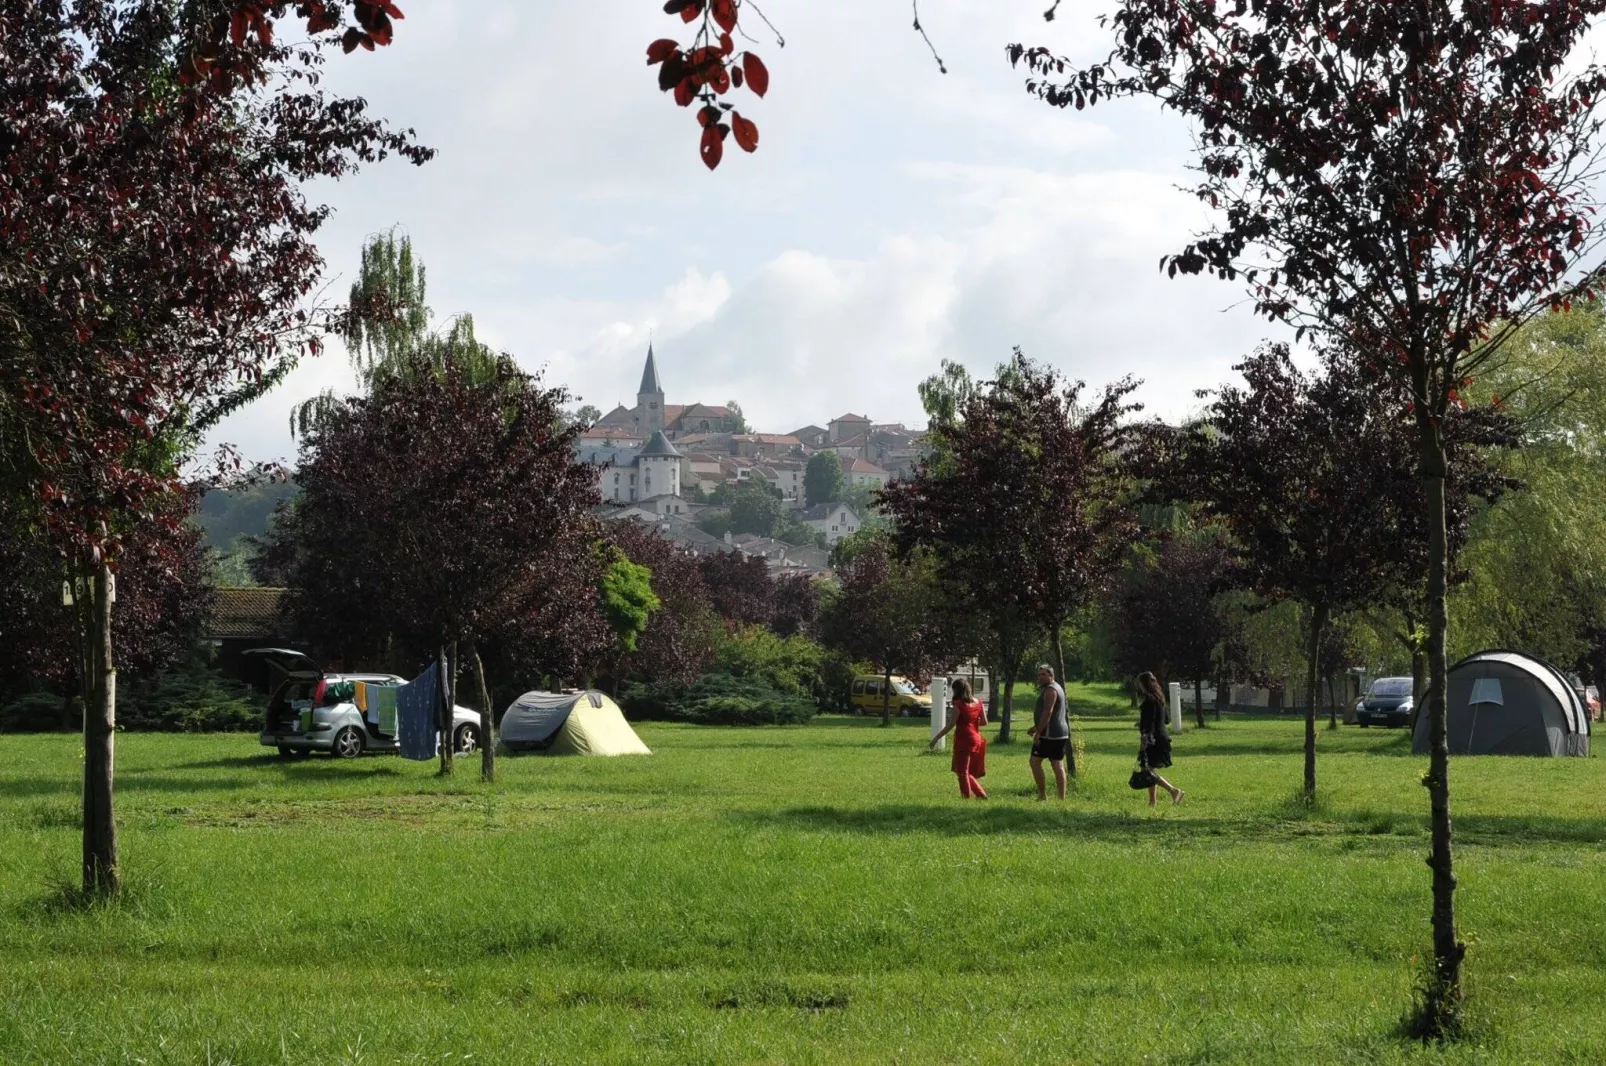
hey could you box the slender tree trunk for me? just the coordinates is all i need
[881,666,892,727]
[469,640,496,783]
[1420,431,1465,1031]
[82,561,119,897]
[1215,680,1228,720]
[1304,603,1327,803]
[1051,624,1075,774]
[1327,673,1338,730]
[999,678,1015,743]
[437,645,454,775]
[1592,644,1606,722]
[1194,678,1206,729]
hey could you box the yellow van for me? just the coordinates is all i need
[850,675,932,717]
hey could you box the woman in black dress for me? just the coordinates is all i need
[1136,672,1184,807]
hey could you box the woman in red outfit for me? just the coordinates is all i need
[929,678,988,798]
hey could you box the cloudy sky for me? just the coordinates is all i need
[207,0,1291,465]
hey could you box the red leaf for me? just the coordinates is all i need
[647,38,679,64]
[674,79,695,107]
[712,63,730,94]
[731,64,744,88]
[681,0,704,23]
[230,9,249,47]
[720,32,734,56]
[697,105,721,128]
[732,112,759,152]
[713,0,737,33]
[341,27,362,53]
[701,124,725,170]
[742,52,769,97]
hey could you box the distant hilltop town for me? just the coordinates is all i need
[577,344,927,571]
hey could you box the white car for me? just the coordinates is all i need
[248,648,482,759]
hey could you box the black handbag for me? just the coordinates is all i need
[1129,762,1158,790]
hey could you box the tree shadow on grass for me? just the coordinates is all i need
[0,759,404,798]
[729,802,1606,848]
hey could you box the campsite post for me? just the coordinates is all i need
[929,677,949,752]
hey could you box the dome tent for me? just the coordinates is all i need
[1413,650,1591,757]
[499,690,650,756]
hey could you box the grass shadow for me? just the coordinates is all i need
[731,801,1606,849]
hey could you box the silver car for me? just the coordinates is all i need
[248,648,482,759]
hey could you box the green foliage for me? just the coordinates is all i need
[621,673,816,726]
[195,481,298,551]
[697,508,732,539]
[727,478,784,537]
[1455,305,1606,670]
[0,692,70,733]
[210,539,257,588]
[598,554,660,654]
[292,231,510,438]
[114,666,263,733]
[713,625,825,698]
[804,451,843,508]
[5,664,272,734]
[724,400,751,435]
[772,510,826,549]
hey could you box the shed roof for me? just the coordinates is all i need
[208,587,285,639]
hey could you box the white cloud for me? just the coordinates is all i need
[202,0,1281,463]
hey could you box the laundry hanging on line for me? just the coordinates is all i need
[396,661,442,761]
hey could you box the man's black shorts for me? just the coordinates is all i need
[1031,736,1069,761]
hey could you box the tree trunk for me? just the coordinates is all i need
[1215,680,1228,720]
[469,640,495,784]
[985,658,1002,728]
[1194,678,1206,729]
[1327,673,1339,730]
[1420,430,1465,1032]
[437,645,454,776]
[1051,624,1075,775]
[1304,602,1327,803]
[881,666,892,727]
[999,678,1014,743]
[82,561,119,897]
[1592,644,1606,722]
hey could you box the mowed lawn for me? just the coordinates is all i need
[1,697,1603,1065]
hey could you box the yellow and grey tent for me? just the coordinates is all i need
[499,691,650,756]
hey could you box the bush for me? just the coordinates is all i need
[714,626,824,698]
[1,664,262,733]
[116,666,262,732]
[622,673,817,726]
[0,692,73,733]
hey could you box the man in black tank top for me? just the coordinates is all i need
[1029,664,1069,800]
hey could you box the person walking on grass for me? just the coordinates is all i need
[1028,664,1070,801]
[930,678,988,798]
[1136,671,1184,808]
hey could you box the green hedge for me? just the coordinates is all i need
[0,667,262,734]
[622,673,817,726]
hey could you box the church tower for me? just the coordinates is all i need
[637,342,665,437]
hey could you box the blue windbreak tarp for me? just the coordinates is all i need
[397,662,441,761]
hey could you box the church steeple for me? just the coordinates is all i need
[636,341,665,436]
[639,341,664,397]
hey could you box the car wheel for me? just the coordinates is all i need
[1359,723,1369,729]
[331,726,365,759]
[277,745,296,758]
[852,707,865,717]
[454,723,479,755]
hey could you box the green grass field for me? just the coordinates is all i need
[1,691,1603,1065]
